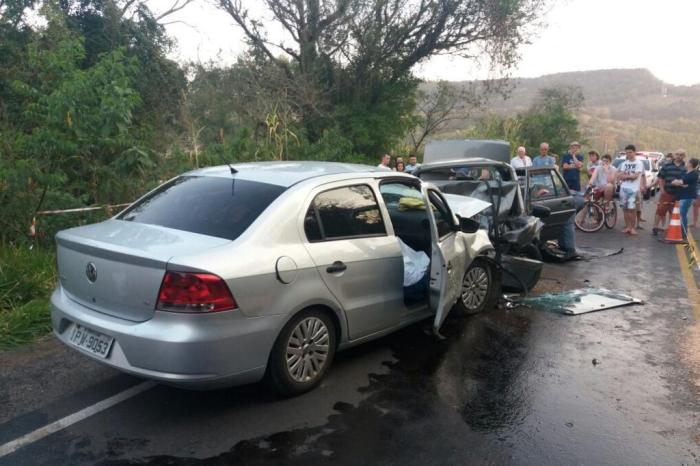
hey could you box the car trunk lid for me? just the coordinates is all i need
[56,220,230,322]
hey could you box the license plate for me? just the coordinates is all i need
[69,324,114,359]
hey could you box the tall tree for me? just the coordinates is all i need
[217,0,546,155]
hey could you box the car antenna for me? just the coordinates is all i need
[228,164,237,174]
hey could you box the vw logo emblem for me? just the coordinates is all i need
[86,262,97,283]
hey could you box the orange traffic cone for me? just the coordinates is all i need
[663,202,685,243]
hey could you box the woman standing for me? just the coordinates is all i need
[671,158,699,239]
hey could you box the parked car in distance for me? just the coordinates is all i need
[617,151,664,171]
[613,156,657,199]
[51,162,496,396]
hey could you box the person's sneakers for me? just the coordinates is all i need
[562,250,582,261]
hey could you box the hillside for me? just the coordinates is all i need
[431,68,700,155]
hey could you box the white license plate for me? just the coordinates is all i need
[69,324,114,358]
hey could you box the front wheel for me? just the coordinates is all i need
[604,201,617,229]
[455,259,495,315]
[266,309,336,397]
[575,201,605,232]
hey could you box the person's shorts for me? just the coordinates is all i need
[656,192,676,217]
[619,187,639,210]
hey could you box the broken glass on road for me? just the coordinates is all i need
[519,288,643,315]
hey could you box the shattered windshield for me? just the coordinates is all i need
[418,165,520,222]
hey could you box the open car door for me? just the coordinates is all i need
[421,185,467,334]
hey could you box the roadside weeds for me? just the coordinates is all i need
[0,245,55,350]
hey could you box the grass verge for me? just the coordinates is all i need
[0,245,56,350]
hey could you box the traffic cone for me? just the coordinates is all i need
[663,202,685,243]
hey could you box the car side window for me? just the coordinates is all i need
[529,172,556,199]
[305,185,386,242]
[428,191,455,238]
[550,170,567,196]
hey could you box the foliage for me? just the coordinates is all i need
[0,245,55,349]
[518,86,584,156]
[216,0,546,157]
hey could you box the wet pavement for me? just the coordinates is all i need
[1,202,699,465]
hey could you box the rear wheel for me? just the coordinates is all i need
[266,309,336,397]
[575,201,605,232]
[456,259,495,315]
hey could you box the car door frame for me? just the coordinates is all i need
[420,183,468,333]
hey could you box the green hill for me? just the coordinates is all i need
[431,68,700,156]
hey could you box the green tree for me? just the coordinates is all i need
[518,86,584,156]
[216,0,546,156]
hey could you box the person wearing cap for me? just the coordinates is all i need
[562,141,584,191]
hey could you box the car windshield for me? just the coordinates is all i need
[118,176,286,240]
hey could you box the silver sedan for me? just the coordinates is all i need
[51,162,496,395]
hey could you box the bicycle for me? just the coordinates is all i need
[575,186,617,232]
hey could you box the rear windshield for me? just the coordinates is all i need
[118,176,286,240]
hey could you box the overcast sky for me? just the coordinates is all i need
[155,0,700,86]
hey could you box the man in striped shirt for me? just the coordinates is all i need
[652,150,685,236]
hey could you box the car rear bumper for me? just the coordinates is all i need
[50,285,284,389]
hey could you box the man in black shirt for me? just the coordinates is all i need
[653,150,685,236]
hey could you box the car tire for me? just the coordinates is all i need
[266,309,336,397]
[455,259,496,315]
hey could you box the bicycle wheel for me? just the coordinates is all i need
[604,201,617,229]
[575,201,605,232]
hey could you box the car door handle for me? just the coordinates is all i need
[326,261,347,274]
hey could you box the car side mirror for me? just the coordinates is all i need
[531,204,551,219]
[458,216,481,233]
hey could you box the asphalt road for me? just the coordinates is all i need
[1,201,699,465]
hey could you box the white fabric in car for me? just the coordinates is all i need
[397,238,430,287]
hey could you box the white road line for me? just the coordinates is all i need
[0,380,156,458]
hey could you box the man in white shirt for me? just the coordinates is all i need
[510,146,532,168]
[377,153,392,171]
[618,144,645,235]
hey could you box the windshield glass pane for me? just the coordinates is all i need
[118,176,286,240]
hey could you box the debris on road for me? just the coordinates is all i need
[516,288,643,315]
[542,244,624,262]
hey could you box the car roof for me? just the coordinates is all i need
[418,157,511,170]
[184,161,410,187]
[423,139,511,165]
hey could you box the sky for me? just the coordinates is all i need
[154,0,700,86]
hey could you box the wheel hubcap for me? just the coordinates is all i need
[461,266,489,310]
[286,317,330,382]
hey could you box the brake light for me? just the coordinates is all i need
[156,271,237,313]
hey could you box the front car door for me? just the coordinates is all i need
[302,182,405,340]
[526,168,575,241]
[421,185,467,333]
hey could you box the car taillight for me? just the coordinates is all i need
[156,271,237,313]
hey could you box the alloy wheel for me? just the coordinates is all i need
[286,317,330,382]
[461,266,489,310]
